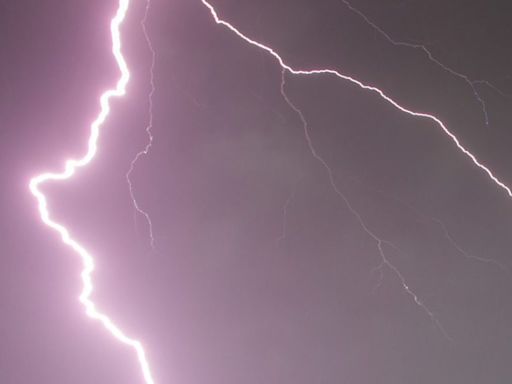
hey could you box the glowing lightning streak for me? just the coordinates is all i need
[29,1,155,383]
[201,0,512,338]
[200,0,512,199]
[339,0,508,127]
[126,0,157,249]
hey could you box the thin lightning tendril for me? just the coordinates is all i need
[367,186,510,274]
[126,0,157,250]
[432,218,510,274]
[276,182,298,246]
[29,1,155,383]
[340,0,508,127]
[281,69,451,340]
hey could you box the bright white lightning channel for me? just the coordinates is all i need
[29,1,155,383]
[201,0,512,337]
[200,0,512,205]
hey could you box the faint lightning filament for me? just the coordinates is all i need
[29,1,155,383]
[281,69,450,340]
[126,0,157,250]
[340,0,508,127]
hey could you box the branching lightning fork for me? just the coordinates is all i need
[340,0,508,127]
[280,69,450,340]
[201,0,512,337]
[28,0,511,378]
[29,1,155,383]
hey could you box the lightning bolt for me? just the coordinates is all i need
[200,0,512,199]
[126,0,157,250]
[28,1,155,383]
[201,0,512,337]
[339,0,508,127]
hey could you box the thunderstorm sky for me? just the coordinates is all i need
[1,0,512,383]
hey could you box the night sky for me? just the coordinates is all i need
[2,0,512,383]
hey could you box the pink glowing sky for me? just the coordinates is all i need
[2,1,512,383]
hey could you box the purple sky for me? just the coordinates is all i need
[2,0,512,383]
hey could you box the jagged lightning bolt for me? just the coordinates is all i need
[200,0,512,198]
[126,0,157,250]
[201,0,512,337]
[28,1,155,383]
[339,0,508,127]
